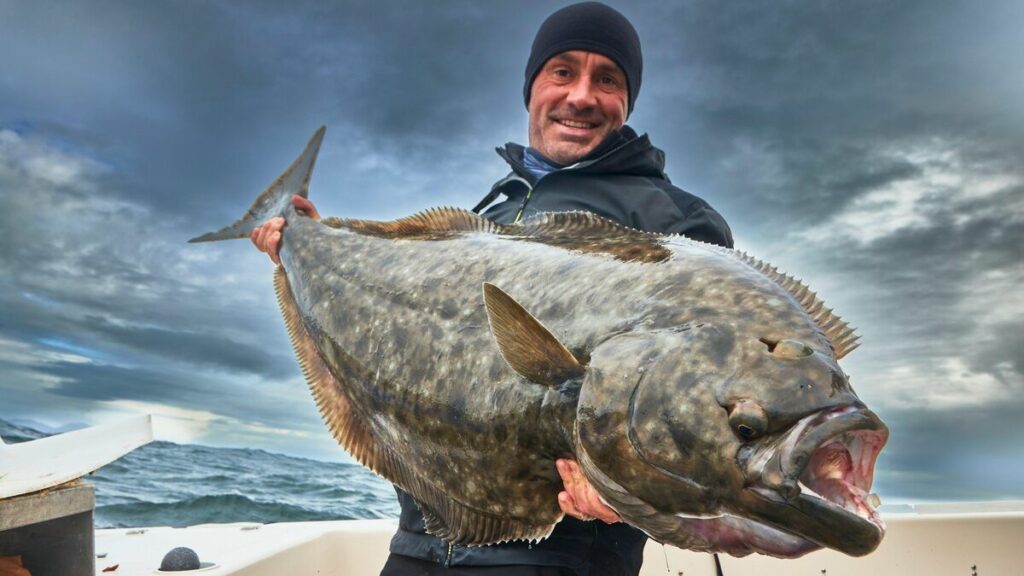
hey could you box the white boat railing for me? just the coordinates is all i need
[93,504,1024,576]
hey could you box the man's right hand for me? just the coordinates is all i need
[250,195,320,265]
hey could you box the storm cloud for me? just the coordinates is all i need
[1,0,1020,499]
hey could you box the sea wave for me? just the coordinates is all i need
[0,419,400,528]
[96,493,350,528]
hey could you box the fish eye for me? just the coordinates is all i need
[729,400,767,441]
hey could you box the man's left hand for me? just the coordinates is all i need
[555,458,621,524]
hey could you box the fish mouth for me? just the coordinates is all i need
[739,405,889,556]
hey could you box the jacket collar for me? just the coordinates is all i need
[494,125,667,189]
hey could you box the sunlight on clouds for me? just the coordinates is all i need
[94,400,317,448]
[0,336,92,367]
[0,129,107,188]
[799,140,1024,245]
[877,357,1018,411]
[223,416,316,439]
[956,267,1024,332]
[97,400,220,444]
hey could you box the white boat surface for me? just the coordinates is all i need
[94,502,1024,575]
[0,416,153,500]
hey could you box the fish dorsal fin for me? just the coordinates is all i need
[483,283,584,386]
[734,251,860,359]
[322,207,502,239]
[514,212,673,263]
[516,211,651,237]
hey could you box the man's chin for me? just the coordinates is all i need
[541,140,600,165]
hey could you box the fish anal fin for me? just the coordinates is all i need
[416,493,559,546]
[275,267,384,469]
[276,268,557,545]
[482,283,584,386]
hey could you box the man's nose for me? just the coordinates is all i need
[565,76,598,111]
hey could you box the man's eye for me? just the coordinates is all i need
[600,76,619,86]
[553,68,571,78]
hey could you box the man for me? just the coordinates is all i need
[252,3,732,574]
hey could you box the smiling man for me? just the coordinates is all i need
[253,3,732,575]
[473,3,732,248]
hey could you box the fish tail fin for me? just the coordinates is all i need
[188,126,326,243]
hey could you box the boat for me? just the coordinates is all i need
[3,419,1022,575]
[93,504,1024,575]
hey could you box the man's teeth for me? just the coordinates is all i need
[558,119,595,129]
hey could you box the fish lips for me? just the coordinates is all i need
[739,405,889,556]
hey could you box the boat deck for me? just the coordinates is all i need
[94,503,1024,575]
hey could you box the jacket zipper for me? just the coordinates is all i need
[445,542,454,567]
[495,148,538,224]
[498,137,640,224]
[513,188,534,223]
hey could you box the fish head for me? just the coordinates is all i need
[574,322,888,558]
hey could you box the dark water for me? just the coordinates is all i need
[0,419,399,528]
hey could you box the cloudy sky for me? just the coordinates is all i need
[1,1,1021,503]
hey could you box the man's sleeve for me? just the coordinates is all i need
[664,198,734,249]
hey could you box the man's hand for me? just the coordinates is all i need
[250,195,320,265]
[556,458,621,524]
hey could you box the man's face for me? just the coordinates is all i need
[528,50,628,165]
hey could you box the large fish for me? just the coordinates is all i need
[191,127,888,558]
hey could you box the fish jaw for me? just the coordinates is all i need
[575,406,888,557]
[736,405,889,556]
[573,434,822,558]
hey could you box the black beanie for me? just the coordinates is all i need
[523,2,643,114]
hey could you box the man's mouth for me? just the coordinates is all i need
[554,118,600,130]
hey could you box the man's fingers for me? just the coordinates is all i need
[557,491,576,514]
[293,195,321,220]
[557,459,591,521]
[256,218,283,247]
[578,477,621,523]
[556,458,621,524]
[251,219,285,265]
[268,231,281,265]
[588,491,621,524]
[258,221,277,251]
[558,491,593,521]
[560,458,584,490]
[556,459,575,489]
[254,224,269,252]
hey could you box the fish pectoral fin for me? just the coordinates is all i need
[482,282,584,386]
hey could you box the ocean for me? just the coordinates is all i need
[0,419,400,529]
